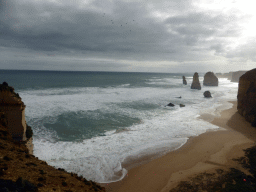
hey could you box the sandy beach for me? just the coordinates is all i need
[104,101,256,192]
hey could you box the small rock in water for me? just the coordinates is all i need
[179,104,185,107]
[167,103,175,107]
[204,91,212,98]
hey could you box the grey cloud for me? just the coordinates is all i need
[0,0,254,72]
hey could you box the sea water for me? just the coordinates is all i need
[0,70,238,183]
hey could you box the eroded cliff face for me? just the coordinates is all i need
[203,72,218,86]
[0,83,27,141]
[237,68,256,125]
[191,72,201,90]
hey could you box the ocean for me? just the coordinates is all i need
[0,70,238,183]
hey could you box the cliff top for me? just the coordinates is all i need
[0,82,23,105]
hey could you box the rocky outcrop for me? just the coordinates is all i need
[191,72,201,90]
[0,82,33,154]
[0,82,27,141]
[231,71,247,82]
[237,68,256,126]
[182,76,187,85]
[0,85,105,192]
[167,103,175,107]
[203,72,218,86]
[0,121,105,191]
[204,91,212,98]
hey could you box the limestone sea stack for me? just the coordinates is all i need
[191,72,201,90]
[237,68,256,126]
[182,76,187,85]
[203,72,218,86]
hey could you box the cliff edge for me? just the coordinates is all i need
[237,68,256,126]
[0,82,105,191]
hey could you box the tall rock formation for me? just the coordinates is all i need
[203,72,218,86]
[231,71,247,82]
[0,82,27,141]
[182,76,187,85]
[191,72,201,90]
[237,68,256,126]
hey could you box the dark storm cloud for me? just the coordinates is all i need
[0,0,254,72]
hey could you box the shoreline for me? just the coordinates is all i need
[103,101,256,192]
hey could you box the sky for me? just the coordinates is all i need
[0,0,256,73]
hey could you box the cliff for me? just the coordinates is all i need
[191,72,201,90]
[203,72,218,86]
[237,68,256,126]
[215,72,233,79]
[0,82,27,141]
[0,82,105,191]
[231,71,247,82]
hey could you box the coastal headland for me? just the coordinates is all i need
[0,82,106,192]
[104,101,256,192]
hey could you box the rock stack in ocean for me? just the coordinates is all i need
[191,72,201,90]
[204,91,212,98]
[203,72,218,86]
[182,76,187,85]
[237,68,256,127]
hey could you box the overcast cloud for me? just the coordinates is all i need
[0,0,255,72]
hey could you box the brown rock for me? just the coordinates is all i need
[182,76,187,85]
[191,72,201,90]
[237,68,256,126]
[167,103,175,107]
[203,72,218,86]
[0,82,27,141]
[204,91,212,98]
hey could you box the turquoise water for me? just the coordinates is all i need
[0,69,238,183]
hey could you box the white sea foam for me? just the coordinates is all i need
[20,76,238,183]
